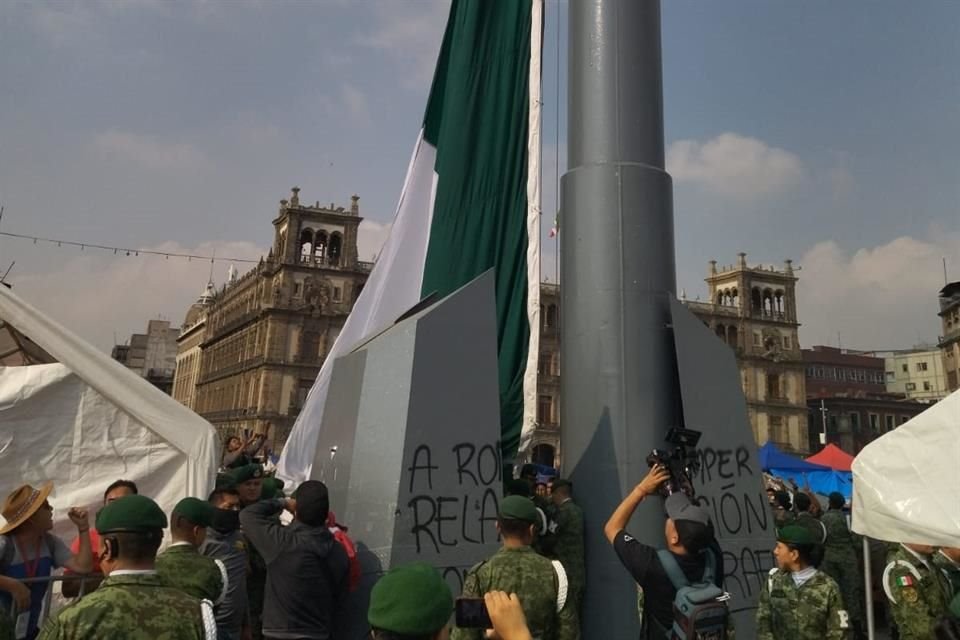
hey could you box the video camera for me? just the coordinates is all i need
[645,426,702,499]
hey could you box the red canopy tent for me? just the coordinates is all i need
[806,443,854,471]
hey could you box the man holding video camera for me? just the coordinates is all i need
[604,464,724,639]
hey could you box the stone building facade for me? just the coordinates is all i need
[112,319,180,394]
[531,283,560,468]
[174,188,371,448]
[939,281,960,392]
[682,254,809,453]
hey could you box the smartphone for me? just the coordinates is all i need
[455,597,492,629]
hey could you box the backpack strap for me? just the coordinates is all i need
[882,560,922,604]
[551,560,568,613]
[656,549,690,590]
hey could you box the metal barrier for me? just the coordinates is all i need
[4,573,103,634]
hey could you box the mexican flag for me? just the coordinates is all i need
[278,0,544,483]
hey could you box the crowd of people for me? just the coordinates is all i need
[0,449,957,640]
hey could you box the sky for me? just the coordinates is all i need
[0,0,957,353]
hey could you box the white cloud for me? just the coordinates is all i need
[797,233,960,350]
[358,0,449,89]
[94,131,211,172]
[9,241,266,353]
[358,219,392,262]
[667,133,804,201]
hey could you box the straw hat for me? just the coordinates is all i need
[0,482,53,535]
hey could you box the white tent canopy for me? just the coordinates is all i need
[852,390,960,547]
[0,285,219,537]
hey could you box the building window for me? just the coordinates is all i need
[856,370,866,383]
[753,332,761,347]
[783,336,792,350]
[923,381,932,391]
[769,416,785,443]
[806,367,815,377]
[901,364,908,373]
[537,395,553,424]
[899,415,909,425]
[885,415,895,432]
[885,371,895,382]
[294,282,303,297]
[905,382,917,391]
[849,412,860,432]
[766,374,782,400]
[869,414,879,432]
[916,362,928,372]
[333,286,342,302]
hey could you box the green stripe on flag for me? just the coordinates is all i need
[420,0,534,463]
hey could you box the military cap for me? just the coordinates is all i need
[261,477,286,500]
[96,495,168,533]
[228,463,264,485]
[368,563,453,634]
[777,524,817,546]
[215,472,235,489]
[551,478,573,492]
[172,497,216,527]
[498,495,539,524]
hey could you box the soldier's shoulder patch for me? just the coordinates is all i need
[901,587,919,603]
[234,539,247,552]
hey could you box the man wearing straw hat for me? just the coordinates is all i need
[0,483,92,640]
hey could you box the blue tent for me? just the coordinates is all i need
[759,442,853,499]
[758,442,831,472]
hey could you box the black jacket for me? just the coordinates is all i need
[240,499,349,639]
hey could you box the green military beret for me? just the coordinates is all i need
[96,495,168,533]
[498,495,539,525]
[777,524,817,546]
[368,563,453,634]
[261,477,286,500]
[229,464,264,485]
[215,473,235,489]
[172,497,216,527]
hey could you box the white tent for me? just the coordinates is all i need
[0,285,219,537]
[852,390,960,547]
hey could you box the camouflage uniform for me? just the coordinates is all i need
[37,573,213,640]
[548,499,585,611]
[756,568,850,640]
[819,509,863,626]
[933,551,960,600]
[796,512,827,544]
[156,543,226,603]
[451,546,579,640]
[883,545,950,640]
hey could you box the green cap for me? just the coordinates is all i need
[228,464,264,485]
[261,477,286,500]
[96,495,168,533]
[172,497,216,527]
[215,473,235,489]
[368,563,453,634]
[777,524,817,546]
[498,495,539,524]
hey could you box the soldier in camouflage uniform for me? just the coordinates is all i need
[819,493,863,635]
[156,497,227,604]
[756,525,851,640]
[546,479,585,613]
[934,547,960,600]
[883,542,950,640]
[38,495,215,640]
[452,496,579,640]
[773,491,796,528]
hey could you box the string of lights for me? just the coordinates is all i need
[0,230,262,264]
